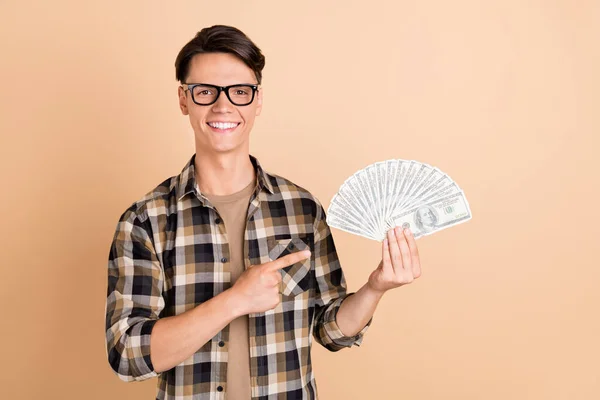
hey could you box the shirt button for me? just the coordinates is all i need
[218,341,225,347]
[288,243,295,250]
[217,386,223,392]
[221,257,227,263]
[215,218,222,224]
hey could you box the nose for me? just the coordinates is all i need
[211,89,234,113]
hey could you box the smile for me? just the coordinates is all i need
[207,121,240,131]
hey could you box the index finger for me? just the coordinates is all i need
[265,249,311,272]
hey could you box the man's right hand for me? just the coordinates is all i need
[230,249,311,315]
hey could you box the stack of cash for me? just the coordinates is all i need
[326,159,472,242]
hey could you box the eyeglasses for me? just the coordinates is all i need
[181,83,260,106]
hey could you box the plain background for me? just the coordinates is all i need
[1,1,598,399]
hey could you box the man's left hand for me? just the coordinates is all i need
[367,226,422,294]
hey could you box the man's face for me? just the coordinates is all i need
[418,208,435,226]
[178,52,263,155]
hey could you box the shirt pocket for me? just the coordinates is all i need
[267,235,312,297]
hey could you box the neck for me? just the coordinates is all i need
[194,149,255,196]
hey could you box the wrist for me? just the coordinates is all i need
[221,286,246,319]
[364,281,387,300]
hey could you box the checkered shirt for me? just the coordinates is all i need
[105,154,371,399]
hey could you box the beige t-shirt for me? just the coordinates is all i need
[204,176,255,399]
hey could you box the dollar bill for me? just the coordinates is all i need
[340,174,379,234]
[356,168,380,233]
[397,163,436,210]
[386,160,410,223]
[394,182,462,226]
[326,212,378,241]
[328,192,378,237]
[389,191,472,239]
[383,159,399,230]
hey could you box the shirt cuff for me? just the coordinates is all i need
[118,319,160,381]
[321,294,372,349]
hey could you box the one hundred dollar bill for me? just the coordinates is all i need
[388,191,472,239]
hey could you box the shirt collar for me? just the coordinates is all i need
[177,153,275,201]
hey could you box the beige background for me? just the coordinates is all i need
[1,1,599,399]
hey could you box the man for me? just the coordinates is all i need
[105,25,422,400]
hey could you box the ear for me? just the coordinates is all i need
[255,87,263,117]
[178,86,189,115]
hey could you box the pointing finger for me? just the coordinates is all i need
[265,249,311,273]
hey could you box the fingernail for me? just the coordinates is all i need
[390,229,395,236]
[405,228,412,236]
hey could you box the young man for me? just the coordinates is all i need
[105,25,422,400]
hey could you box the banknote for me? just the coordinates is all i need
[366,165,383,235]
[400,167,445,209]
[395,181,462,224]
[326,212,378,241]
[383,159,399,228]
[385,160,409,223]
[389,191,472,239]
[340,176,378,233]
[357,168,381,233]
[397,163,435,210]
[330,192,378,237]
[392,160,417,217]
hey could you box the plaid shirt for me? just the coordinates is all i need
[105,154,371,399]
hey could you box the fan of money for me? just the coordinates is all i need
[325,159,472,242]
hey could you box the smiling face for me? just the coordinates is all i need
[178,52,263,155]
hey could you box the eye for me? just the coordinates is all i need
[192,86,215,97]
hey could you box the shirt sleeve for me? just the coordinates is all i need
[311,200,372,351]
[105,207,165,381]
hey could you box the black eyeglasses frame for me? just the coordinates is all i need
[181,83,260,106]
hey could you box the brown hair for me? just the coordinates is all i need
[175,25,266,84]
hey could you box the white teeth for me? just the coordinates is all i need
[208,122,238,130]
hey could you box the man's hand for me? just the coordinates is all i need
[230,249,311,315]
[367,226,422,294]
